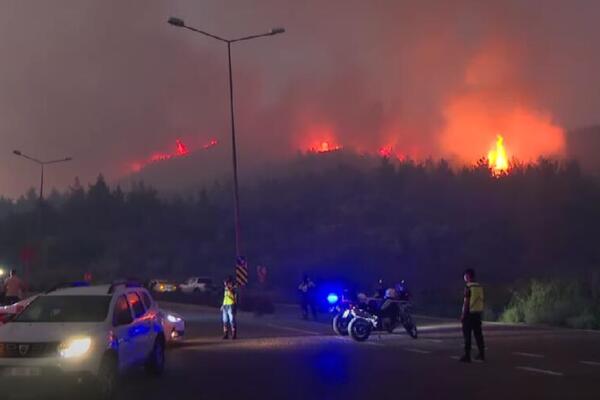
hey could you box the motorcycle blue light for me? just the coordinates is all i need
[327,293,339,304]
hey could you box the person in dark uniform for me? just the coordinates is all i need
[298,275,317,320]
[460,268,485,363]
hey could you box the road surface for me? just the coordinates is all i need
[119,302,599,400]
[8,302,600,399]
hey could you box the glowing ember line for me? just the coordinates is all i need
[129,138,218,173]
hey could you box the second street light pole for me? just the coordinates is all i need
[168,17,284,261]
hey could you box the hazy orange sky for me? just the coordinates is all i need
[1,0,599,197]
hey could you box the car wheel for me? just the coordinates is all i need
[96,354,118,400]
[145,336,165,376]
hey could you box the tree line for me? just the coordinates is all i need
[1,153,599,316]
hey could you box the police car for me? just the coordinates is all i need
[160,309,185,342]
[0,282,166,399]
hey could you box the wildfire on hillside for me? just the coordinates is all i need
[129,138,218,173]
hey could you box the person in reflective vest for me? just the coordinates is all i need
[460,268,485,362]
[221,276,238,339]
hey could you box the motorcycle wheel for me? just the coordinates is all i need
[333,314,349,336]
[348,318,372,342]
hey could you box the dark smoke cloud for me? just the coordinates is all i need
[2,0,600,197]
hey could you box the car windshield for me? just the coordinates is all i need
[14,295,111,323]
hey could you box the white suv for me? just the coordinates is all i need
[0,282,166,399]
[179,276,214,294]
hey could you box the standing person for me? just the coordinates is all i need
[373,278,386,298]
[298,274,317,320]
[4,269,26,305]
[221,276,238,340]
[460,268,485,363]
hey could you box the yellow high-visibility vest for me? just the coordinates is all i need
[467,282,484,313]
[223,287,236,306]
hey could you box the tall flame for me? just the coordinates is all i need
[487,135,509,176]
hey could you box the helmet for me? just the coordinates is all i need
[385,288,397,299]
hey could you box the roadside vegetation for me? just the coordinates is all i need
[500,277,600,329]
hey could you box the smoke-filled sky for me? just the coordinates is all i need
[1,0,599,198]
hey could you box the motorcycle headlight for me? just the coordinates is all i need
[167,314,182,323]
[59,337,91,358]
[327,293,339,305]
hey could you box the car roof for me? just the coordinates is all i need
[45,284,112,296]
[45,284,147,296]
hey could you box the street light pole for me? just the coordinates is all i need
[40,163,44,203]
[13,150,72,274]
[13,150,72,203]
[226,41,242,256]
[168,17,284,259]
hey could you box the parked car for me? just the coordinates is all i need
[0,282,166,399]
[179,277,214,294]
[148,279,178,293]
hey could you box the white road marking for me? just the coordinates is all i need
[425,339,444,344]
[403,348,431,354]
[450,356,460,360]
[513,352,545,358]
[265,323,321,336]
[516,367,564,377]
[580,360,600,367]
[365,341,385,347]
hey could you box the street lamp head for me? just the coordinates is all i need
[270,27,285,35]
[13,150,22,156]
[168,17,185,28]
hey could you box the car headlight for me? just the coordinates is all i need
[166,314,181,323]
[59,337,92,358]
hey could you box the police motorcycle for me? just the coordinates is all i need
[346,290,418,342]
[327,291,354,336]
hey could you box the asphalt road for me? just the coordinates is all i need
[6,302,600,399]
[112,302,600,400]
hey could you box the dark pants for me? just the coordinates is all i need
[300,295,317,320]
[462,312,485,358]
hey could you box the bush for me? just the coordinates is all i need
[500,279,599,329]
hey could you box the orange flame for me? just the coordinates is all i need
[487,135,509,176]
[311,141,341,153]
